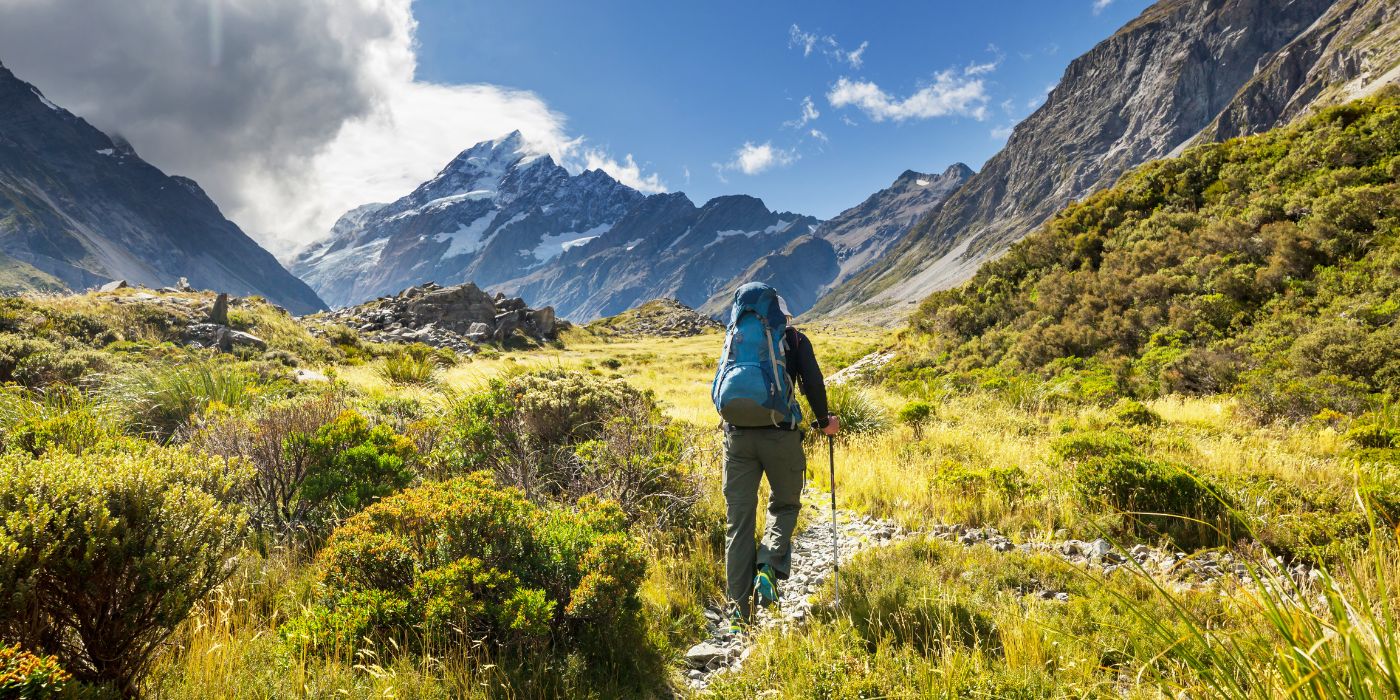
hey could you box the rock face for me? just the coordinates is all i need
[585,298,721,338]
[0,62,327,315]
[292,132,822,321]
[313,281,563,352]
[811,0,1398,319]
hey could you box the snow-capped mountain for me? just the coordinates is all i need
[0,61,326,313]
[293,132,821,320]
[497,193,820,321]
[291,131,644,308]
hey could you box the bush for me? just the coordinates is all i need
[110,360,262,437]
[1111,399,1161,426]
[188,391,350,532]
[815,383,890,439]
[295,410,417,520]
[0,386,124,457]
[505,369,651,450]
[0,644,72,699]
[289,474,647,664]
[1346,423,1399,449]
[0,447,250,693]
[1070,452,1231,548]
[897,400,934,437]
[376,346,440,385]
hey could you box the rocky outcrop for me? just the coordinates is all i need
[312,281,564,352]
[0,62,327,314]
[585,298,721,338]
[1202,0,1400,140]
[811,0,1390,320]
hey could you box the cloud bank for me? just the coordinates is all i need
[827,70,991,122]
[0,0,659,256]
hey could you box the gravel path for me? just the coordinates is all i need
[678,501,1322,693]
[681,490,911,691]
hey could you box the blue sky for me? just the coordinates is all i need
[411,0,1154,219]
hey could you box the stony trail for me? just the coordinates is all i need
[679,494,1321,693]
[682,491,911,691]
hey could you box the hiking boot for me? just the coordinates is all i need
[727,608,746,637]
[754,564,780,607]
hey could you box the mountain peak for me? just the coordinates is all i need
[944,163,974,179]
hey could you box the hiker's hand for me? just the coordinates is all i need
[823,415,840,436]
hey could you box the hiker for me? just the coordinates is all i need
[711,282,839,633]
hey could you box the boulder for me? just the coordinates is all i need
[209,293,230,325]
[99,279,128,292]
[528,307,557,337]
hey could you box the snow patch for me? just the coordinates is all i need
[915,179,930,186]
[532,223,612,261]
[434,212,499,259]
[96,149,116,157]
[624,239,644,251]
[31,88,59,111]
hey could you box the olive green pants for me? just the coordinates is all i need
[723,428,805,615]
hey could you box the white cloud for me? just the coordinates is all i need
[1092,0,1114,14]
[964,44,1004,76]
[846,41,868,69]
[827,70,990,122]
[788,24,867,69]
[718,141,797,176]
[580,150,668,194]
[0,0,660,257]
[785,95,821,128]
[809,128,828,143]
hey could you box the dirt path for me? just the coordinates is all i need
[681,490,910,691]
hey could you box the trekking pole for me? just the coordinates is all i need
[828,433,839,607]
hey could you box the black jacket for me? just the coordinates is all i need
[784,327,830,427]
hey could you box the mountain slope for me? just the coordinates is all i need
[812,0,1398,320]
[0,62,326,314]
[295,133,823,320]
[898,92,1400,420]
[698,164,971,318]
[496,193,820,321]
[290,132,646,309]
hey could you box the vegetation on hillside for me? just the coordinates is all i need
[901,92,1400,421]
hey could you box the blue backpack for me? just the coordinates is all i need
[711,282,802,427]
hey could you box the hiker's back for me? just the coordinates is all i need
[711,282,801,428]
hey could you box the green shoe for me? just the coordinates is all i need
[728,609,746,636]
[755,564,780,607]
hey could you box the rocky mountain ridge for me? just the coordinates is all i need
[293,132,833,321]
[0,62,327,314]
[810,0,1400,320]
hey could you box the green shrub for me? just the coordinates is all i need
[1070,453,1232,548]
[188,391,350,531]
[295,410,417,520]
[289,474,647,664]
[897,400,934,437]
[504,369,650,449]
[1111,399,1161,426]
[0,447,250,693]
[1346,423,1399,449]
[815,383,890,439]
[376,347,439,385]
[0,643,72,699]
[110,360,262,437]
[1049,430,1136,463]
[600,357,622,370]
[0,386,124,457]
